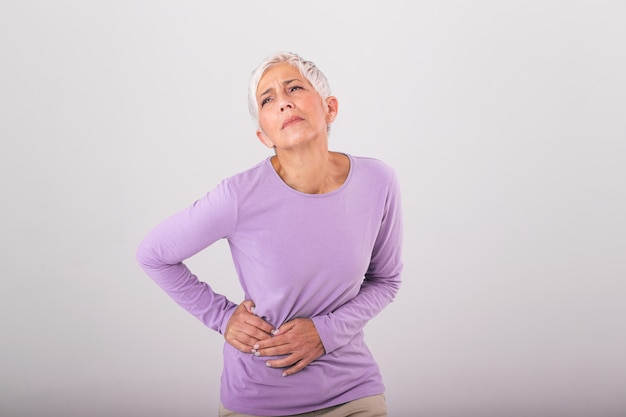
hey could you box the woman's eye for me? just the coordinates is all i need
[289,85,302,92]
[260,97,272,107]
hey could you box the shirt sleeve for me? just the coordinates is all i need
[311,171,403,354]
[135,179,239,334]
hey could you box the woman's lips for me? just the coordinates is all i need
[282,116,303,129]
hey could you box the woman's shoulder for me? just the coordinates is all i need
[349,154,397,181]
[212,158,275,199]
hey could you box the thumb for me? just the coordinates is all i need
[241,300,256,315]
[278,320,297,333]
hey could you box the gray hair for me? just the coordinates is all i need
[248,51,332,129]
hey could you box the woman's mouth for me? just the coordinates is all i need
[282,116,303,129]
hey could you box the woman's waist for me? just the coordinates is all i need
[221,340,381,388]
[220,343,384,414]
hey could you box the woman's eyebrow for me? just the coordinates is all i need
[258,87,273,97]
[282,78,302,88]
[258,79,302,97]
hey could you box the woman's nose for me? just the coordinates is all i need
[279,101,294,112]
[277,93,294,111]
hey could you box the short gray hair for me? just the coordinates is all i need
[248,51,331,128]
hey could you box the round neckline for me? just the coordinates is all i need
[265,153,353,197]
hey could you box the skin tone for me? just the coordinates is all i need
[223,62,349,376]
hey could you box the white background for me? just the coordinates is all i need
[1,1,625,416]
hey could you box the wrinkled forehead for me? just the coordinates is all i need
[256,62,305,96]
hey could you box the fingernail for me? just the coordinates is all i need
[282,372,287,377]
[254,351,260,357]
[251,306,256,314]
[265,362,271,367]
[271,329,279,335]
[253,344,259,350]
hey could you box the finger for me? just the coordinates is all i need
[225,325,260,352]
[253,321,315,353]
[244,315,275,335]
[241,300,256,314]
[282,359,310,377]
[252,338,291,357]
[265,354,312,377]
[230,303,275,336]
[276,320,296,333]
[229,321,274,346]
[264,352,302,369]
[228,337,256,353]
[225,304,275,352]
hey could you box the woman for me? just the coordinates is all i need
[136,51,403,417]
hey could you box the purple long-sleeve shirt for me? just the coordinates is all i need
[136,154,403,416]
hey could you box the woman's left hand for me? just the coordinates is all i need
[251,318,325,376]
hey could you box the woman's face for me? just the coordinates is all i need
[255,63,337,151]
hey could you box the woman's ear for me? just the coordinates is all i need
[326,96,339,123]
[256,130,274,148]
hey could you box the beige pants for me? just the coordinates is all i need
[218,394,387,417]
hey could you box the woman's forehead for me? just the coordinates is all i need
[257,63,305,93]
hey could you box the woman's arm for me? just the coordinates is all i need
[311,172,403,353]
[136,181,240,334]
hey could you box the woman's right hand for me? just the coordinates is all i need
[224,300,275,353]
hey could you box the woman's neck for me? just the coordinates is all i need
[271,150,349,194]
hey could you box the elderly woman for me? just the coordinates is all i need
[136,51,403,417]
